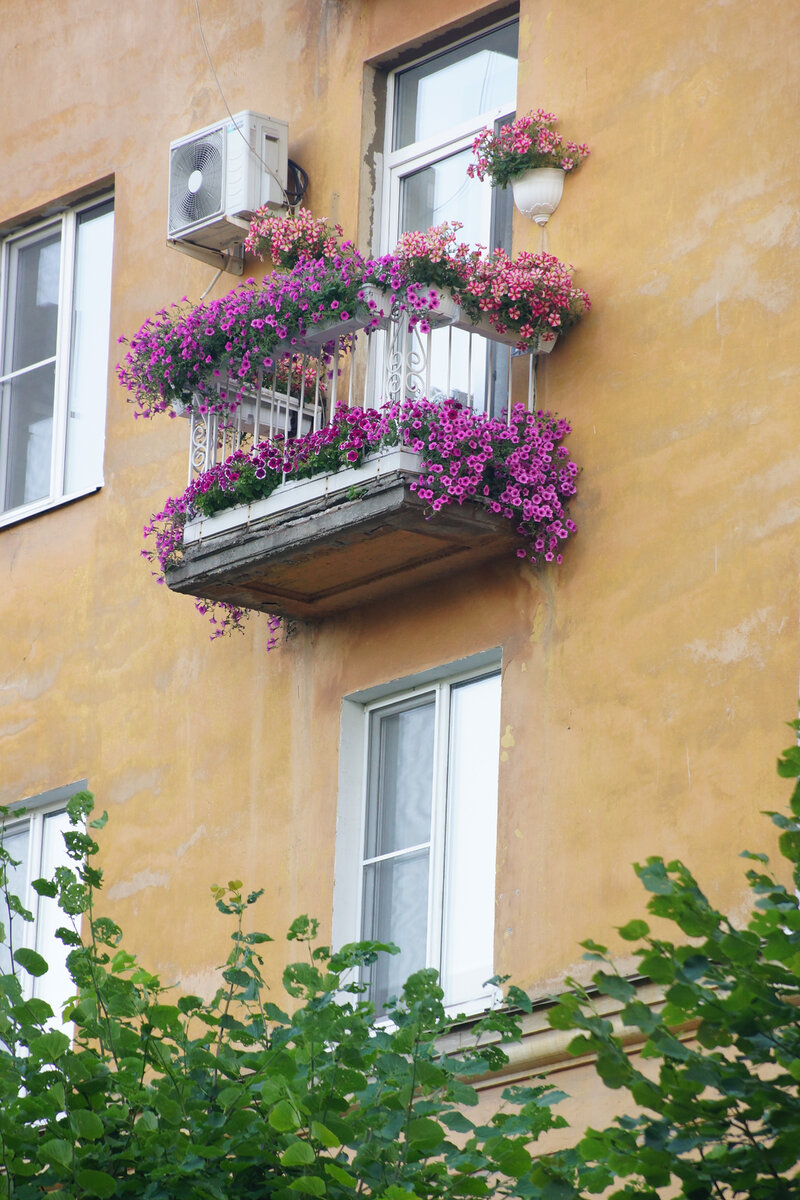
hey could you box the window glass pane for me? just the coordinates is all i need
[362,849,429,1011]
[2,362,56,511]
[399,149,486,244]
[64,203,114,494]
[394,24,518,149]
[441,673,501,1005]
[36,809,73,1023]
[0,824,30,976]
[4,231,61,373]
[365,699,435,858]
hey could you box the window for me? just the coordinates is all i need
[0,195,114,525]
[381,23,518,415]
[334,657,501,1015]
[0,783,84,1025]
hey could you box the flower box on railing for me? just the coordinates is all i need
[420,287,558,354]
[302,285,391,346]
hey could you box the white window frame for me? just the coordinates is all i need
[375,24,517,417]
[378,20,518,257]
[0,781,86,1023]
[333,652,502,1016]
[0,193,114,528]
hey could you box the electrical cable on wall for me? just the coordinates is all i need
[193,0,293,209]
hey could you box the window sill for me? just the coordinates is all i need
[0,485,102,532]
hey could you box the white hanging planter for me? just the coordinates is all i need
[510,167,565,225]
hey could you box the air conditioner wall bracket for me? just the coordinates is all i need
[166,239,244,275]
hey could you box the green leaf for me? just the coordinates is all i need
[311,1121,340,1148]
[13,947,48,977]
[281,1141,316,1167]
[288,1177,326,1196]
[269,1099,301,1132]
[777,746,800,776]
[593,972,635,1002]
[39,1138,72,1169]
[324,1163,357,1187]
[491,1140,532,1176]
[618,919,649,941]
[28,1029,70,1062]
[76,1169,117,1198]
[31,877,58,898]
[71,1109,104,1140]
[406,1117,445,1149]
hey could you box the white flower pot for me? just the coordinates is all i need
[510,167,565,226]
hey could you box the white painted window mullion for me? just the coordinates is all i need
[427,681,449,980]
[50,210,75,500]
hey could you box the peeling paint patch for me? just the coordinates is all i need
[176,825,206,858]
[686,608,771,668]
[686,243,792,325]
[108,869,170,901]
[636,272,669,296]
[529,605,545,643]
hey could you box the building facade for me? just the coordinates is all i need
[1,0,799,1130]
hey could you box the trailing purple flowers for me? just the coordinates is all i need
[143,399,578,642]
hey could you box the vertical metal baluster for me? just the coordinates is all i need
[206,413,216,471]
[363,332,371,410]
[269,363,277,440]
[254,367,263,446]
[400,315,408,402]
[283,365,292,440]
[506,349,513,425]
[528,354,534,412]
[330,341,339,411]
[298,356,307,435]
[282,364,292,482]
[188,409,196,486]
[446,326,452,399]
[347,340,354,408]
[313,359,321,430]
[383,322,391,403]
[425,328,431,399]
[467,333,473,411]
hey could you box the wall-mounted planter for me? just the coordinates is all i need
[510,167,565,225]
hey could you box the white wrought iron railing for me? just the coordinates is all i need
[181,300,544,486]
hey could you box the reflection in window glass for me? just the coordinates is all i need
[394,23,518,149]
[399,149,486,244]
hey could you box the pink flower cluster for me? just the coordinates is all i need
[466,249,590,344]
[117,253,374,419]
[468,110,590,189]
[143,399,578,642]
[244,207,344,267]
[117,214,591,421]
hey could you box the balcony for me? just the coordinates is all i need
[165,299,547,620]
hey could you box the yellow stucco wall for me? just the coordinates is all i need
[1,0,799,1100]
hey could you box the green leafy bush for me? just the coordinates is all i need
[0,795,565,1199]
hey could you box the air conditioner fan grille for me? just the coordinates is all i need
[169,131,225,234]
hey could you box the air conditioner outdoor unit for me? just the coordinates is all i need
[168,110,289,253]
